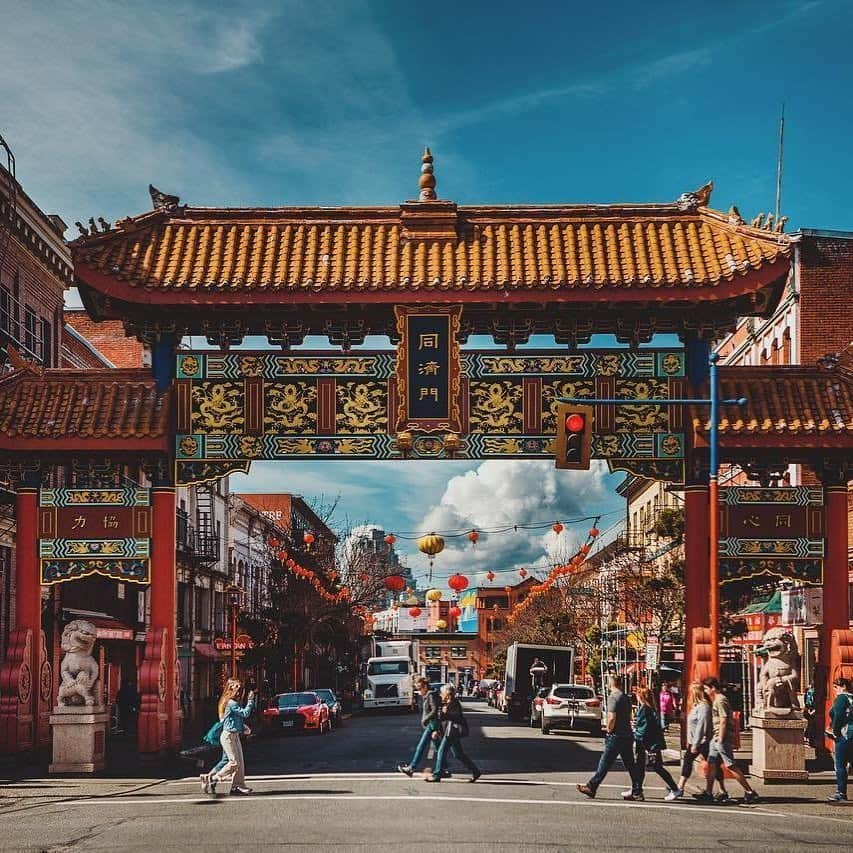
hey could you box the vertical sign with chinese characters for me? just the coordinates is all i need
[38,487,151,585]
[718,486,824,585]
[394,305,462,433]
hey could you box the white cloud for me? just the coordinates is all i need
[401,460,618,589]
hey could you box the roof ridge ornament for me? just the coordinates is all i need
[149,184,180,210]
[418,147,437,201]
[676,180,713,211]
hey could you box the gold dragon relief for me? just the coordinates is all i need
[480,355,586,375]
[541,380,595,432]
[336,382,388,433]
[264,382,318,433]
[469,381,524,434]
[614,379,669,432]
[191,382,246,433]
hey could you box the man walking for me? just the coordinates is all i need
[698,677,759,804]
[827,676,853,803]
[398,677,443,777]
[577,675,643,800]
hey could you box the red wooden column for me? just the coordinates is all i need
[684,482,714,685]
[139,484,182,753]
[819,482,851,753]
[0,479,51,754]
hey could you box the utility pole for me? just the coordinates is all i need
[775,104,785,225]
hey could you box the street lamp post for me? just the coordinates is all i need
[559,351,746,677]
[226,584,244,679]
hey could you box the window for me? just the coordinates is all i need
[423,645,441,659]
[367,660,409,676]
[24,306,38,358]
[450,646,467,659]
[0,286,10,334]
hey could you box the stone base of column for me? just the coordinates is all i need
[749,712,807,781]
[49,706,109,774]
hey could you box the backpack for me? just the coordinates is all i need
[203,719,224,746]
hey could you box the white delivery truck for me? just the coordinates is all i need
[362,640,418,711]
[503,642,574,721]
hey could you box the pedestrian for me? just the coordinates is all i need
[577,675,642,800]
[659,683,676,731]
[398,676,443,777]
[803,682,817,747]
[426,684,481,783]
[201,678,255,796]
[826,676,853,803]
[698,677,759,804]
[529,658,548,691]
[626,686,679,801]
[666,682,728,802]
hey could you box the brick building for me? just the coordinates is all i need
[0,164,72,660]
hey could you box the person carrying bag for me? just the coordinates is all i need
[426,684,480,783]
[201,678,255,796]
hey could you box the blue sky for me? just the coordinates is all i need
[3,0,851,585]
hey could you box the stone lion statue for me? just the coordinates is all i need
[754,626,800,717]
[58,620,100,707]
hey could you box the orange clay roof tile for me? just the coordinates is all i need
[71,201,791,295]
[691,367,853,437]
[0,369,170,442]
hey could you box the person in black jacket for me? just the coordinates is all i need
[398,677,442,777]
[426,684,481,783]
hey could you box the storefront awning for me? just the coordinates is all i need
[194,643,223,661]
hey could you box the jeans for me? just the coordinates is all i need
[835,735,851,797]
[433,735,478,778]
[213,730,246,788]
[212,750,228,775]
[588,734,641,793]
[635,743,677,792]
[408,726,434,770]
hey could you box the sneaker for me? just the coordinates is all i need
[692,791,714,803]
[714,792,731,804]
[230,786,252,795]
[424,775,441,783]
[441,770,453,778]
[208,777,217,796]
[622,792,644,802]
[743,790,760,804]
[200,773,210,794]
[468,770,481,783]
[664,789,683,802]
[576,784,596,799]
[397,763,414,778]
[826,792,847,803]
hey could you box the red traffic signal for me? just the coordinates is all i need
[554,403,593,470]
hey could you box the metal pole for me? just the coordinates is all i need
[230,604,237,679]
[708,352,721,677]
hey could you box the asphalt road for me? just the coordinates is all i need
[1,699,851,852]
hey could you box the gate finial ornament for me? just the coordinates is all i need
[419,147,437,201]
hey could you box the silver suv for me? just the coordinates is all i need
[538,684,602,735]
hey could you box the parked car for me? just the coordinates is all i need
[529,687,550,726]
[262,691,331,734]
[539,684,602,735]
[313,688,342,727]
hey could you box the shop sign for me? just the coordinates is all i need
[38,487,151,585]
[213,634,254,652]
[781,586,823,626]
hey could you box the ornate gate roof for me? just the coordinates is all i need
[70,155,792,347]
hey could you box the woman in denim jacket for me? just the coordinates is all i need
[206,679,255,796]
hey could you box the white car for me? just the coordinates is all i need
[539,684,602,735]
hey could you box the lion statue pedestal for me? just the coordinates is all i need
[49,620,109,774]
[749,627,807,781]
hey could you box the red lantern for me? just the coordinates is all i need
[467,529,479,545]
[486,571,495,582]
[580,544,590,555]
[409,606,422,618]
[277,549,288,561]
[448,573,469,592]
[552,522,564,535]
[589,527,599,538]
[303,531,315,547]
[384,574,406,592]
[286,558,296,569]
[449,605,462,618]
[269,537,280,548]
[384,533,397,546]
[519,568,528,579]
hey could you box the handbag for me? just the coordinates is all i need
[203,719,224,746]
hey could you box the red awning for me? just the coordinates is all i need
[194,643,223,661]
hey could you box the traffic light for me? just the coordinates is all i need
[554,403,593,470]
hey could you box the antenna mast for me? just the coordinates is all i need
[774,104,785,224]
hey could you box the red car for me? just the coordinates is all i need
[262,691,331,734]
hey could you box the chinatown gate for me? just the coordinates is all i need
[1,153,851,758]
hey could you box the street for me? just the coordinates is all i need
[2,699,851,852]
